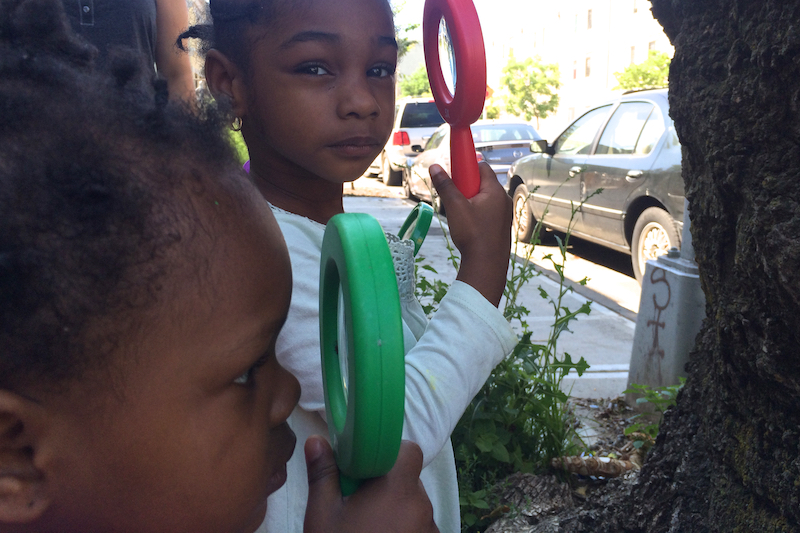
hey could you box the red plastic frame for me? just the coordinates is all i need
[423,0,487,198]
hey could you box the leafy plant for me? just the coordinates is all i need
[399,64,432,98]
[228,129,249,165]
[622,378,685,449]
[613,50,671,91]
[500,55,561,128]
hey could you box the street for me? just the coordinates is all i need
[344,176,641,399]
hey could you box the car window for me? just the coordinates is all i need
[596,102,653,155]
[555,105,611,155]
[426,128,447,150]
[471,124,538,142]
[399,102,445,128]
[634,105,666,155]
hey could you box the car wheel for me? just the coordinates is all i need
[402,169,416,200]
[382,154,402,186]
[432,194,446,216]
[631,207,680,284]
[512,184,535,243]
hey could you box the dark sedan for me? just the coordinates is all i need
[508,88,683,283]
[404,121,541,213]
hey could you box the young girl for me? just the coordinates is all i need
[0,2,437,531]
[185,0,518,531]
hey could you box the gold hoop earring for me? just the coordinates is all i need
[232,116,243,132]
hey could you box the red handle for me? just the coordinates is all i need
[450,126,480,198]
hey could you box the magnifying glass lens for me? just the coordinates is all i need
[337,288,349,402]
[437,17,457,96]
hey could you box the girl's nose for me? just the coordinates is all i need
[336,77,382,119]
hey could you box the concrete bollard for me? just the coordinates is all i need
[626,201,706,408]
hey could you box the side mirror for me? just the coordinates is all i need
[530,139,550,154]
[411,145,425,153]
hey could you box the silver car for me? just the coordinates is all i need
[404,120,541,213]
[371,97,445,186]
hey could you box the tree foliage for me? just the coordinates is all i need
[500,56,560,127]
[613,50,671,91]
[392,1,418,61]
[399,64,431,97]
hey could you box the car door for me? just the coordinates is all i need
[580,101,665,246]
[531,105,612,231]
[408,127,449,202]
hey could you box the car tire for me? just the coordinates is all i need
[402,169,416,200]
[512,184,535,243]
[631,207,680,284]
[382,154,402,186]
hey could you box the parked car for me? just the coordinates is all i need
[507,88,683,283]
[370,97,445,186]
[404,120,541,213]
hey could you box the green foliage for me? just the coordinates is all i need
[500,56,560,128]
[413,184,603,531]
[484,104,500,120]
[454,197,594,532]
[228,130,249,165]
[614,50,671,91]
[399,64,432,98]
[622,378,685,449]
[391,1,418,61]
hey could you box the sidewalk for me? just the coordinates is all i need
[343,179,638,400]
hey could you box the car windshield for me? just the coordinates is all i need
[399,102,445,128]
[471,124,539,142]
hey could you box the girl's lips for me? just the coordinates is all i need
[265,423,296,495]
[328,137,382,158]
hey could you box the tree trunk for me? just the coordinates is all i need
[594,1,800,531]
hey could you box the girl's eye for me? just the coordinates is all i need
[368,65,396,78]
[234,354,269,386]
[299,64,331,76]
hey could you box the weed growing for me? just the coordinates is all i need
[622,378,685,450]
[415,193,596,532]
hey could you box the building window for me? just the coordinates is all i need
[649,41,656,51]
[631,46,636,64]
[585,57,591,77]
[573,61,577,79]
[587,9,592,29]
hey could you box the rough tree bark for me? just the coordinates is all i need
[588,1,800,531]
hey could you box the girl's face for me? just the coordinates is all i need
[35,177,300,533]
[239,0,397,188]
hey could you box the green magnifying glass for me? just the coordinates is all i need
[319,213,406,496]
[398,202,434,256]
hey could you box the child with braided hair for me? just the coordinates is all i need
[0,1,437,531]
[181,1,518,531]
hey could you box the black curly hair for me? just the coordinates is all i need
[0,0,243,393]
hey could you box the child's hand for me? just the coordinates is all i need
[430,162,512,307]
[303,436,439,533]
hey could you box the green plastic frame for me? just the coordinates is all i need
[319,213,406,495]
[398,203,434,256]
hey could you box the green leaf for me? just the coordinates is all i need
[491,442,511,463]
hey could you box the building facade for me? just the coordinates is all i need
[480,0,673,138]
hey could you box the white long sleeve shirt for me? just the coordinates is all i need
[258,206,518,533]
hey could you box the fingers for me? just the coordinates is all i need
[304,435,341,532]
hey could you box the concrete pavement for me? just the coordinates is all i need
[343,183,640,400]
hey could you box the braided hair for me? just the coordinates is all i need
[0,0,241,392]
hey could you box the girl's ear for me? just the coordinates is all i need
[0,390,50,524]
[204,50,249,118]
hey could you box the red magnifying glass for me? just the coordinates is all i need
[423,0,487,199]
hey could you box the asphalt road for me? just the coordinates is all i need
[345,176,642,399]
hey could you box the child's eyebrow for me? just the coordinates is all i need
[279,31,398,50]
